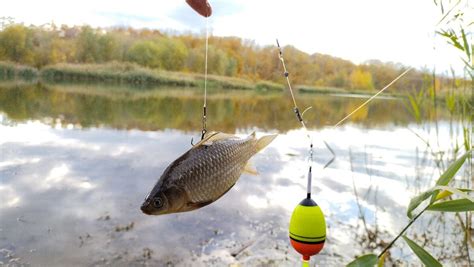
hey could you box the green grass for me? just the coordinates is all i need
[297,85,349,94]
[40,62,198,88]
[1,61,470,102]
[297,84,406,98]
[0,61,39,80]
[0,61,286,91]
[200,74,254,90]
[256,81,285,91]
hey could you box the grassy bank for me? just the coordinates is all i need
[0,61,285,91]
[297,84,405,97]
[41,63,199,88]
[0,62,39,80]
[1,62,469,101]
[0,61,385,95]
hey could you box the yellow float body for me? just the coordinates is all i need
[289,198,326,261]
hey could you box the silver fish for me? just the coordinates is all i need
[140,132,277,215]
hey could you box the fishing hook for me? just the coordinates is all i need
[190,107,207,146]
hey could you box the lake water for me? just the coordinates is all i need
[0,82,470,266]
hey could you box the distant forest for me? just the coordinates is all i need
[0,23,464,92]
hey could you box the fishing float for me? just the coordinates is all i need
[276,38,412,266]
[276,40,328,267]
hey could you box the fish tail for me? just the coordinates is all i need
[255,134,277,152]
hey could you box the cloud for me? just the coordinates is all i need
[0,0,467,73]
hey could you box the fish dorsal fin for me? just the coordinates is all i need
[193,131,236,148]
[248,131,256,139]
[243,162,258,176]
[192,131,219,147]
[208,132,236,142]
[256,134,277,152]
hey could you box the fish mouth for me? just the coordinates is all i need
[140,200,153,215]
[140,199,169,215]
[140,206,152,215]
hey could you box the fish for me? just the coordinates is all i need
[140,131,277,215]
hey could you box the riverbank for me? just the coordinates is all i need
[0,61,284,91]
[1,61,470,100]
[0,61,397,95]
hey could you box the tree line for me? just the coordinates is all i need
[0,23,462,92]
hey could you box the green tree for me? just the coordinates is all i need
[0,24,34,64]
[207,45,228,75]
[76,26,99,63]
[155,38,188,71]
[97,33,119,62]
[328,72,349,88]
[50,38,76,64]
[225,57,238,76]
[31,28,58,67]
[127,40,161,68]
[186,47,204,73]
[0,24,462,94]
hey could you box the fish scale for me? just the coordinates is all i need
[184,138,255,202]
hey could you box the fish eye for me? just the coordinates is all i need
[153,197,163,208]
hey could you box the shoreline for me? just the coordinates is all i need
[0,61,470,100]
[0,61,391,96]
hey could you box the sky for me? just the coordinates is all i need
[1,0,471,74]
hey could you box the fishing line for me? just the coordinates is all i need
[276,39,315,198]
[280,40,328,264]
[331,67,412,128]
[201,16,209,140]
[276,39,308,132]
[277,40,412,197]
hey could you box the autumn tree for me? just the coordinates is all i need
[155,38,188,71]
[0,25,34,64]
[0,24,449,93]
[350,68,374,90]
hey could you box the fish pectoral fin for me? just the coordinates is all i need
[187,200,213,209]
[243,162,258,176]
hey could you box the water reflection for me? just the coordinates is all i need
[0,82,469,266]
[1,116,469,265]
[0,82,436,132]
